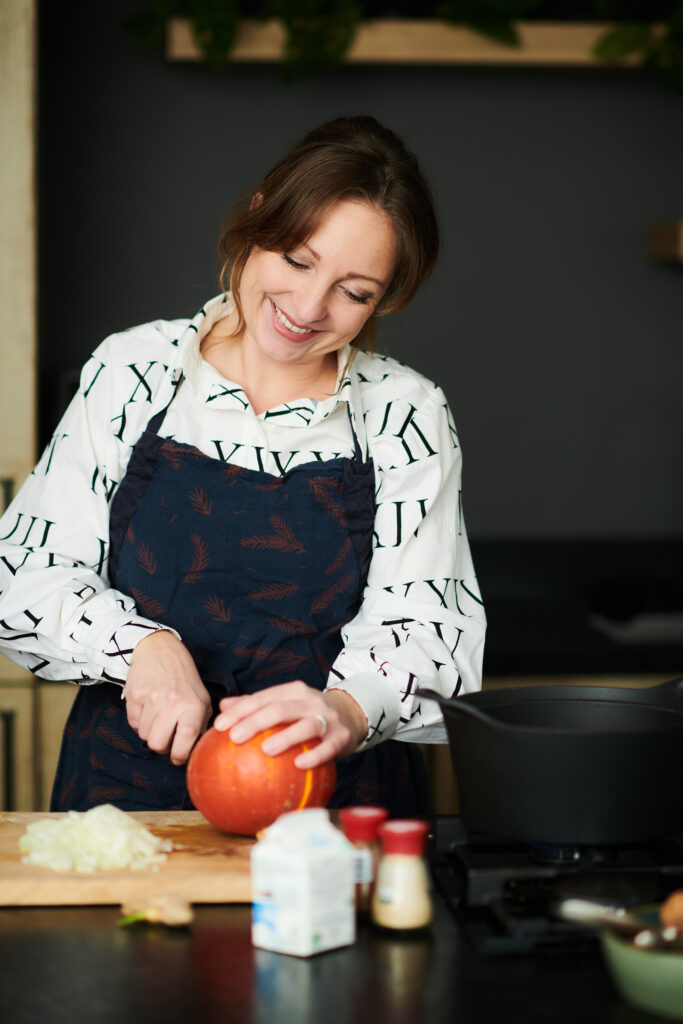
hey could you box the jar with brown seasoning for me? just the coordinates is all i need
[338,806,388,914]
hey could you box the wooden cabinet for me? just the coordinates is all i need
[0,0,36,516]
[0,679,77,813]
[36,684,76,810]
[0,682,77,812]
[0,683,35,810]
[0,0,39,812]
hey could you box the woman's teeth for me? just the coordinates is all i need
[274,303,313,335]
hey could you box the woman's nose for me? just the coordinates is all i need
[294,279,329,325]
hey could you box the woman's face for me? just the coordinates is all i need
[236,199,396,371]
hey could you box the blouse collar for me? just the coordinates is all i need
[176,294,355,426]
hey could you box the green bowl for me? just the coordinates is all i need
[601,925,683,1021]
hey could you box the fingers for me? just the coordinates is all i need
[169,703,211,765]
[259,715,343,757]
[214,681,310,735]
[123,636,211,765]
[256,715,349,766]
[213,682,355,766]
[264,725,344,770]
[128,695,209,765]
[133,686,164,744]
[293,738,339,770]
[228,700,302,744]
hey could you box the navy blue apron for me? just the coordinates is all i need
[51,372,429,816]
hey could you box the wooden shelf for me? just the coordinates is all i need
[648,221,683,263]
[167,18,642,67]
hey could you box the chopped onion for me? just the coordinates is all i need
[19,804,173,873]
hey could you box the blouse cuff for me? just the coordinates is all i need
[325,671,400,751]
[75,615,182,685]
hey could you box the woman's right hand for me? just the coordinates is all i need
[123,630,211,765]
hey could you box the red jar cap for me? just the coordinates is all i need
[338,806,388,842]
[377,819,429,855]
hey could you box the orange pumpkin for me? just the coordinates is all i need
[186,724,337,835]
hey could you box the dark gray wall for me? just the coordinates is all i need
[39,2,683,541]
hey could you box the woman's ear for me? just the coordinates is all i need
[249,192,264,211]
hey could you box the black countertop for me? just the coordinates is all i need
[0,888,668,1024]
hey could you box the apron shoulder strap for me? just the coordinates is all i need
[347,404,364,462]
[346,372,370,462]
[146,372,185,436]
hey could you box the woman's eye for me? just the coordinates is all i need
[283,254,308,270]
[345,289,371,305]
[282,254,371,305]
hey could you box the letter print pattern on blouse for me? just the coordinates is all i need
[0,311,485,744]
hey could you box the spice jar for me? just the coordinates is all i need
[371,819,432,931]
[338,806,388,913]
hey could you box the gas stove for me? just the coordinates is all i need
[430,816,683,955]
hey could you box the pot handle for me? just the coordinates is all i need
[642,675,683,706]
[416,688,497,727]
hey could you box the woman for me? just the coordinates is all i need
[0,116,485,816]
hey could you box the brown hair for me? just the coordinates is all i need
[217,115,439,353]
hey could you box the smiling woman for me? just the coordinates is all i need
[0,115,486,818]
[203,200,397,411]
[219,115,439,349]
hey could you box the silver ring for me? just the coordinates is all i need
[313,713,328,737]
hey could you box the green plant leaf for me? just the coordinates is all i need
[646,29,683,91]
[126,0,184,49]
[591,0,619,18]
[123,0,683,94]
[118,911,147,926]
[188,0,240,67]
[436,0,540,47]
[592,22,651,62]
[269,0,364,79]
[671,0,683,35]
[443,0,538,13]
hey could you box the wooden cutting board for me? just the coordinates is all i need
[0,810,253,906]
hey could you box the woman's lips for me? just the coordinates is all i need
[269,299,320,342]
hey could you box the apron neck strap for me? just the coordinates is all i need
[345,371,370,462]
[147,372,185,435]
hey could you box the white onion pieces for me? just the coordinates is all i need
[19,804,174,873]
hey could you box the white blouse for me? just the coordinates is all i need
[0,295,486,747]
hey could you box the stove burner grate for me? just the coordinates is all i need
[430,816,683,955]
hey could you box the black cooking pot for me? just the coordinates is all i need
[419,677,683,846]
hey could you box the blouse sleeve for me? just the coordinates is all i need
[0,335,178,685]
[325,384,486,746]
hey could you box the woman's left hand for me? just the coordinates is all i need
[213,682,368,769]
